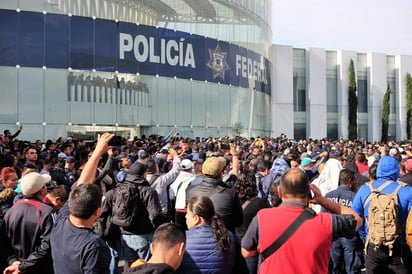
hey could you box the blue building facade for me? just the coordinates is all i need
[0,0,273,140]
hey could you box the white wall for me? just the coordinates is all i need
[306,47,327,139]
[367,52,386,142]
[270,44,294,138]
[395,55,412,140]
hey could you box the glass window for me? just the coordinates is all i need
[45,13,69,68]
[357,54,367,113]
[357,79,368,113]
[71,16,93,69]
[18,67,44,123]
[0,10,18,66]
[0,67,18,123]
[326,51,338,113]
[293,49,306,113]
[45,69,68,123]
[19,11,45,67]
[294,123,306,140]
[95,19,118,72]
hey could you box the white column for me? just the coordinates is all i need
[395,55,412,140]
[270,44,294,138]
[367,53,386,142]
[307,48,327,139]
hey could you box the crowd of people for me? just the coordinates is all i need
[1,127,412,273]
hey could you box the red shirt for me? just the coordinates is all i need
[356,162,369,175]
[244,205,333,274]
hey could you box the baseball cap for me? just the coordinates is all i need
[66,156,76,164]
[405,159,412,171]
[181,159,193,170]
[21,173,51,196]
[301,157,316,167]
[202,156,227,177]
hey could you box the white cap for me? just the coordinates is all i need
[21,173,51,196]
[181,159,193,170]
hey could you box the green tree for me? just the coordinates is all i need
[381,84,391,142]
[348,59,358,140]
[407,73,412,139]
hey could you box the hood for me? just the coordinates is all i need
[377,156,400,180]
[124,173,148,185]
[270,157,289,176]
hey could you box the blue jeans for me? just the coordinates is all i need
[330,236,363,274]
[245,255,258,274]
[107,238,121,274]
[121,233,153,264]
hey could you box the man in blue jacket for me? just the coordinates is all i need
[352,155,412,273]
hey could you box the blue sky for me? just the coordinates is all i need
[271,0,412,55]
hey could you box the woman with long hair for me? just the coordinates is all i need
[0,167,18,270]
[235,170,271,274]
[179,196,237,274]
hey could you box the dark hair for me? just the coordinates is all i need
[279,168,309,199]
[187,196,231,256]
[283,153,299,167]
[128,162,147,176]
[355,152,366,163]
[268,182,282,207]
[338,169,356,186]
[369,161,378,180]
[69,184,102,219]
[153,223,186,249]
[49,185,69,203]
[146,159,157,174]
[257,160,272,172]
[235,170,258,204]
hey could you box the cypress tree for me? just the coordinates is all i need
[348,59,358,140]
[381,85,391,142]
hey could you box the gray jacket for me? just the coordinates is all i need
[147,157,181,214]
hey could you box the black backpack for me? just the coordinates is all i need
[111,181,140,228]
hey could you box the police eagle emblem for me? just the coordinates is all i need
[207,44,229,80]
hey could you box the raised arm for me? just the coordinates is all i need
[229,143,239,177]
[310,184,363,230]
[77,133,114,186]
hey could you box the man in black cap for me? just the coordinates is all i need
[118,161,162,268]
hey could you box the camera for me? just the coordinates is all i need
[108,135,123,147]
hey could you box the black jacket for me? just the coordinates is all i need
[186,176,243,232]
[3,197,54,274]
[120,174,162,235]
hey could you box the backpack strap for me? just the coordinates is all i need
[364,180,393,206]
[260,207,316,261]
[5,198,43,224]
[148,174,160,185]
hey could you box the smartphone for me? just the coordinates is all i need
[221,143,230,150]
[308,190,315,200]
[108,135,123,147]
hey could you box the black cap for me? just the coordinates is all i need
[128,162,147,176]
